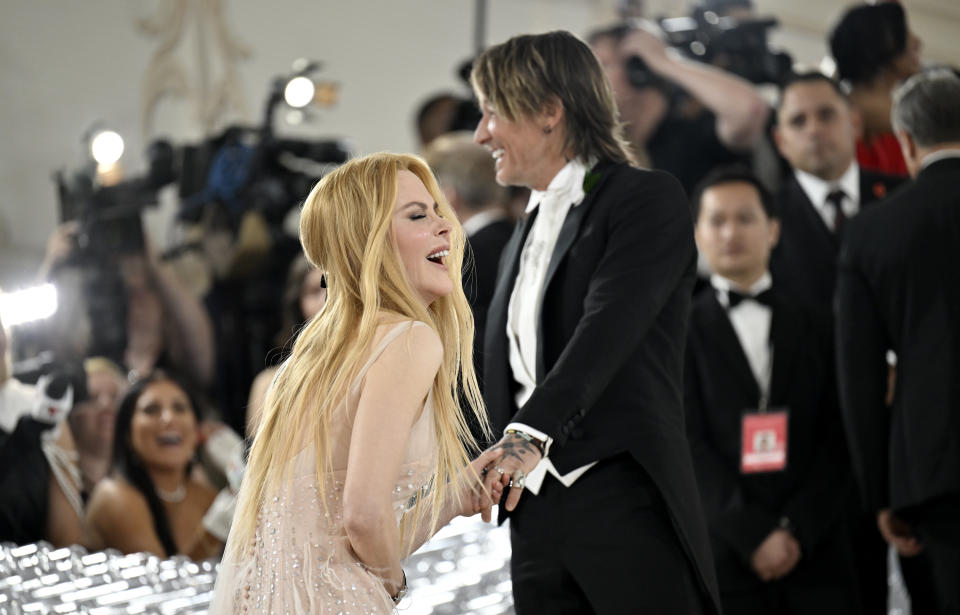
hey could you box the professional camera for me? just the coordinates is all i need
[49,140,178,363]
[626,9,793,89]
[55,139,176,259]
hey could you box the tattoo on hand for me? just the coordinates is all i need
[498,435,539,465]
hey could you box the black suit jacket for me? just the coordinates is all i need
[483,162,721,612]
[463,217,513,384]
[686,289,854,591]
[772,169,904,311]
[836,157,960,513]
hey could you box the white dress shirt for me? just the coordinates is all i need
[711,273,774,404]
[504,158,596,494]
[920,148,960,170]
[794,162,860,233]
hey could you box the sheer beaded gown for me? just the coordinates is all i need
[209,321,437,614]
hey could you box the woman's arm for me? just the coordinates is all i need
[341,324,443,597]
[398,448,502,558]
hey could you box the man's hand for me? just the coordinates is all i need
[40,222,79,275]
[877,509,923,556]
[620,24,671,70]
[482,432,544,512]
[750,529,802,581]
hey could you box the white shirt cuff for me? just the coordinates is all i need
[504,422,553,457]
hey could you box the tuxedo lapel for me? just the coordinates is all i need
[534,165,609,379]
[700,294,761,401]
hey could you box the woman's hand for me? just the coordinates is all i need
[458,448,503,522]
[482,433,544,512]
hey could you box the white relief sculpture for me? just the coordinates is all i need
[137,0,250,138]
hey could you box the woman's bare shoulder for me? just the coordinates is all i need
[86,477,150,524]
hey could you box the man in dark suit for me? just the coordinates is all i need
[471,32,721,614]
[771,72,903,311]
[836,69,960,614]
[687,167,859,614]
[770,71,906,613]
[424,132,513,383]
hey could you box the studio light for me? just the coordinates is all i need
[0,284,58,327]
[90,130,125,166]
[283,76,316,108]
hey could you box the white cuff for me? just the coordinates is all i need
[202,488,238,542]
[504,422,553,457]
[205,426,246,491]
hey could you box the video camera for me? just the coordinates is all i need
[55,139,176,259]
[626,9,793,89]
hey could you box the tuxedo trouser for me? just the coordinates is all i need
[508,453,705,615]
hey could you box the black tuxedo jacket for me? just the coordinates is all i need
[464,218,513,383]
[772,169,904,311]
[483,162,721,612]
[685,289,854,590]
[836,157,960,513]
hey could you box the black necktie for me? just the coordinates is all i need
[826,189,847,235]
[725,288,774,309]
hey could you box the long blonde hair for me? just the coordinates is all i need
[230,153,489,556]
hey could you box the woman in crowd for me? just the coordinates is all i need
[830,2,923,176]
[245,255,327,435]
[85,372,230,559]
[209,153,500,613]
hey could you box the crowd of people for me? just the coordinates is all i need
[1,0,958,613]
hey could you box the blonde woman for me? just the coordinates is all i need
[209,153,499,613]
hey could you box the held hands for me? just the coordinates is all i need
[481,432,545,513]
[877,509,923,557]
[750,529,802,581]
[458,448,504,523]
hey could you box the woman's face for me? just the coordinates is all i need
[893,30,923,80]
[391,170,454,307]
[128,380,198,472]
[299,268,327,321]
[473,96,564,191]
[71,369,126,450]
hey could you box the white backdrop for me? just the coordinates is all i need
[1,0,957,288]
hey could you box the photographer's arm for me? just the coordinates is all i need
[146,255,215,387]
[622,27,769,150]
[37,222,79,280]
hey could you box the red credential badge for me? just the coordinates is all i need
[740,409,788,473]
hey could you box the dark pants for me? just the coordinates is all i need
[508,454,705,615]
[720,563,860,615]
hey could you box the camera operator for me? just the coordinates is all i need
[37,221,214,389]
[588,21,769,193]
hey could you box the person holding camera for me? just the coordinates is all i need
[37,221,214,389]
[588,22,769,193]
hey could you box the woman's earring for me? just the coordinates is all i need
[543,125,552,134]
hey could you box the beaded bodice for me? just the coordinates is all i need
[210,322,437,614]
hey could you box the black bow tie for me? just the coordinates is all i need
[724,288,774,309]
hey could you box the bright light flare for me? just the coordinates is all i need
[90,130,125,165]
[0,284,59,327]
[284,76,315,108]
